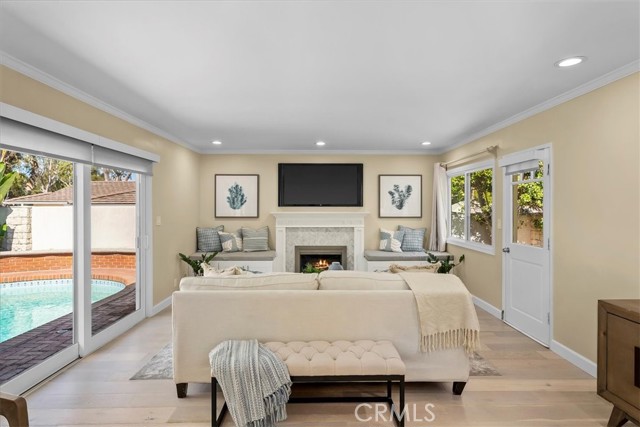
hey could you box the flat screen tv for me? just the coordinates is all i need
[278,163,363,207]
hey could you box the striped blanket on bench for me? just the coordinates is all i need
[209,340,291,427]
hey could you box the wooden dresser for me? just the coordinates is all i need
[598,299,640,427]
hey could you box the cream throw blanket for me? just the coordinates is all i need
[399,272,480,354]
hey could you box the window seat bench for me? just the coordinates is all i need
[364,250,452,272]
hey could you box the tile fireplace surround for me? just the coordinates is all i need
[272,212,368,272]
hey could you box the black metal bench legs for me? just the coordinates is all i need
[211,375,406,427]
[211,378,228,427]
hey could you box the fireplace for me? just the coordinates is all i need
[272,212,367,272]
[295,246,348,272]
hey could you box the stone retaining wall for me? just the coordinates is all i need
[1,206,32,251]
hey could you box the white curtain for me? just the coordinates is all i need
[428,163,448,251]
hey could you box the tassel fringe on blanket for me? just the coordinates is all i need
[421,328,480,354]
[210,340,291,427]
[398,272,481,355]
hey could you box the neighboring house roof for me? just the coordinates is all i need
[4,181,136,205]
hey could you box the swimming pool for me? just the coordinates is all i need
[0,279,126,342]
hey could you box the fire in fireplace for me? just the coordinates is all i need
[294,246,348,272]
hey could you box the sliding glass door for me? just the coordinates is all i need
[90,167,141,336]
[0,105,155,394]
[0,151,79,392]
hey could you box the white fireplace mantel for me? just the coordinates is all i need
[272,212,369,271]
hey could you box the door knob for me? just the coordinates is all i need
[502,247,510,253]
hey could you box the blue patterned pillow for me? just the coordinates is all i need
[218,230,243,252]
[196,226,224,252]
[398,226,426,252]
[379,228,405,252]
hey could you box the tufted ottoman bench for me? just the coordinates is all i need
[211,340,406,427]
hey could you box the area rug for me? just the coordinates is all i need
[469,351,501,376]
[130,343,173,380]
[130,344,500,380]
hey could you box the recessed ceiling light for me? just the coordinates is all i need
[316,141,326,146]
[421,141,432,146]
[211,140,222,145]
[555,56,586,68]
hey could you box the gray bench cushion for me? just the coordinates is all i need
[364,250,452,262]
[191,250,276,261]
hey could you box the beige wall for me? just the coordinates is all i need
[0,65,201,304]
[198,154,437,250]
[442,73,640,363]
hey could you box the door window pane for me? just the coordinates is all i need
[90,167,138,335]
[512,177,544,247]
[0,151,75,384]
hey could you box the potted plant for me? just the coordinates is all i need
[302,262,322,274]
[178,252,217,276]
[427,253,465,274]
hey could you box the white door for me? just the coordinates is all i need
[501,146,551,346]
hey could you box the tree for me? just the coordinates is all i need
[2,151,73,198]
[515,165,544,230]
[91,167,133,182]
[0,154,18,244]
[449,169,493,242]
[450,175,465,237]
[0,161,17,202]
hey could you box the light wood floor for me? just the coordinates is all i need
[2,307,613,426]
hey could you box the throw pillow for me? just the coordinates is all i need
[379,228,405,253]
[398,226,426,252]
[218,230,243,252]
[196,225,224,252]
[241,226,269,252]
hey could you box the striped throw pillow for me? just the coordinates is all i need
[218,230,243,252]
[379,228,405,252]
[196,226,224,252]
[398,226,426,252]
[241,226,269,252]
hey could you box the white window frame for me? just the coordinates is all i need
[446,159,496,255]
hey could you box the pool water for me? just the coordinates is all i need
[0,279,125,342]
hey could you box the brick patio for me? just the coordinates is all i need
[0,283,137,384]
[0,253,139,384]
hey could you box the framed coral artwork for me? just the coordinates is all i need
[378,175,422,218]
[215,174,259,218]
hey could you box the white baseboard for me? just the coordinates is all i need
[149,295,172,317]
[471,294,597,378]
[472,295,502,319]
[550,340,597,378]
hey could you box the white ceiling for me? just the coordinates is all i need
[1,1,638,154]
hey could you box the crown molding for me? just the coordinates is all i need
[200,148,437,155]
[0,52,202,154]
[439,59,640,155]
[2,51,636,157]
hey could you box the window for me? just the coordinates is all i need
[447,160,494,253]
